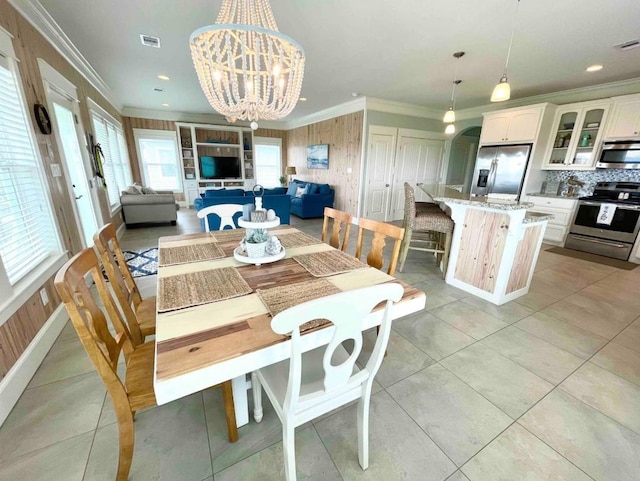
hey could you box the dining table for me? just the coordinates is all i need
[153,224,426,427]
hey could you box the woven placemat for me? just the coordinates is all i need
[158,267,252,312]
[293,250,368,277]
[158,243,225,266]
[257,278,341,332]
[210,229,246,243]
[278,232,323,248]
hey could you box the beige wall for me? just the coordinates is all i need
[0,0,122,378]
[286,112,364,215]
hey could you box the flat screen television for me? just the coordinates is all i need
[199,156,241,179]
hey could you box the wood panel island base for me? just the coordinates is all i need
[437,197,552,305]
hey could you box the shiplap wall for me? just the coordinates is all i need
[286,112,364,215]
[0,0,122,378]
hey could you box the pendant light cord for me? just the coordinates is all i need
[503,0,521,75]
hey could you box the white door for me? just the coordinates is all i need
[49,91,99,247]
[389,133,445,220]
[364,126,396,221]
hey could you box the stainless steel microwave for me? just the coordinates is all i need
[596,141,640,169]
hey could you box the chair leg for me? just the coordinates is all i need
[115,410,135,481]
[442,232,452,280]
[357,394,371,470]
[398,228,412,272]
[283,422,297,481]
[251,372,264,423]
[221,380,239,443]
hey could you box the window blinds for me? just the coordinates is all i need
[0,60,59,284]
[91,112,132,208]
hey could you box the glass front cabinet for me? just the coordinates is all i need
[543,101,610,170]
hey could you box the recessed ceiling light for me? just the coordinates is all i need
[586,64,603,72]
[154,87,164,92]
[162,103,170,107]
[157,74,170,80]
[351,92,360,97]
[299,97,307,101]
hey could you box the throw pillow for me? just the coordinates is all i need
[318,184,331,195]
[286,183,299,197]
[141,186,157,194]
[309,184,320,194]
[123,184,142,195]
[295,186,307,198]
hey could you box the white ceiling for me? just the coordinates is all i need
[33,0,640,122]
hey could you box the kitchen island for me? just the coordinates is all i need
[422,186,552,305]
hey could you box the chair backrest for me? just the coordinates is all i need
[197,204,245,231]
[403,182,417,230]
[271,283,403,414]
[54,248,136,411]
[355,217,405,275]
[93,223,145,346]
[321,207,352,252]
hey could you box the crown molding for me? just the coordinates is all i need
[454,77,640,121]
[120,107,289,130]
[8,0,120,110]
[282,97,366,130]
[365,97,443,120]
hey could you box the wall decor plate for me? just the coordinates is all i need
[34,103,52,135]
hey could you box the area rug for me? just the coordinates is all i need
[122,248,159,277]
[546,247,638,271]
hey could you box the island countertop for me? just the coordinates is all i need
[420,184,533,210]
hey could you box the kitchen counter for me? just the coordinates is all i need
[526,192,580,200]
[420,185,550,305]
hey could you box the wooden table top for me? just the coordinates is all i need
[154,225,426,386]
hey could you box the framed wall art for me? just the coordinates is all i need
[306,144,329,169]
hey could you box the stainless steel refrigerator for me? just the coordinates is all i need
[470,144,532,200]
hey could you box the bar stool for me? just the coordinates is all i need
[398,182,454,279]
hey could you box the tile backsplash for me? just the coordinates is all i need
[544,169,640,197]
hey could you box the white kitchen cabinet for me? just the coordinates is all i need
[630,234,640,265]
[480,105,544,144]
[605,94,640,140]
[524,195,578,245]
[543,101,610,170]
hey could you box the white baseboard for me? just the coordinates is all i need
[116,222,126,240]
[0,304,68,426]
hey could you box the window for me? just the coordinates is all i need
[254,137,282,188]
[0,48,61,285]
[133,129,182,191]
[90,104,132,211]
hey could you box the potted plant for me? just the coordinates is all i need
[279,175,286,186]
[245,228,269,258]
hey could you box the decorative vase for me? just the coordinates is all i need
[246,241,266,258]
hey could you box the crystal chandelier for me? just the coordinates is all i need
[190,0,306,129]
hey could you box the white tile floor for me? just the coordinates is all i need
[1,209,640,480]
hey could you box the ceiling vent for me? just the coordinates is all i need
[140,34,161,48]
[614,39,640,51]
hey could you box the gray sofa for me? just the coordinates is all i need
[120,190,179,226]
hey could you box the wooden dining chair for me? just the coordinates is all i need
[94,223,155,346]
[55,248,238,481]
[251,283,404,481]
[321,207,352,252]
[354,217,405,276]
[197,204,245,231]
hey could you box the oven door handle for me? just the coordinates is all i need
[580,201,640,210]
[569,234,628,248]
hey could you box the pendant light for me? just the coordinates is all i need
[443,51,465,123]
[491,0,521,102]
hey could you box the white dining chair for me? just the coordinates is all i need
[197,204,244,231]
[251,283,404,481]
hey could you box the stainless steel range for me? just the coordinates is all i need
[565,182,640,260]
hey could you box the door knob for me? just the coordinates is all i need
[385,184,390,187]
[75,195,83,200]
